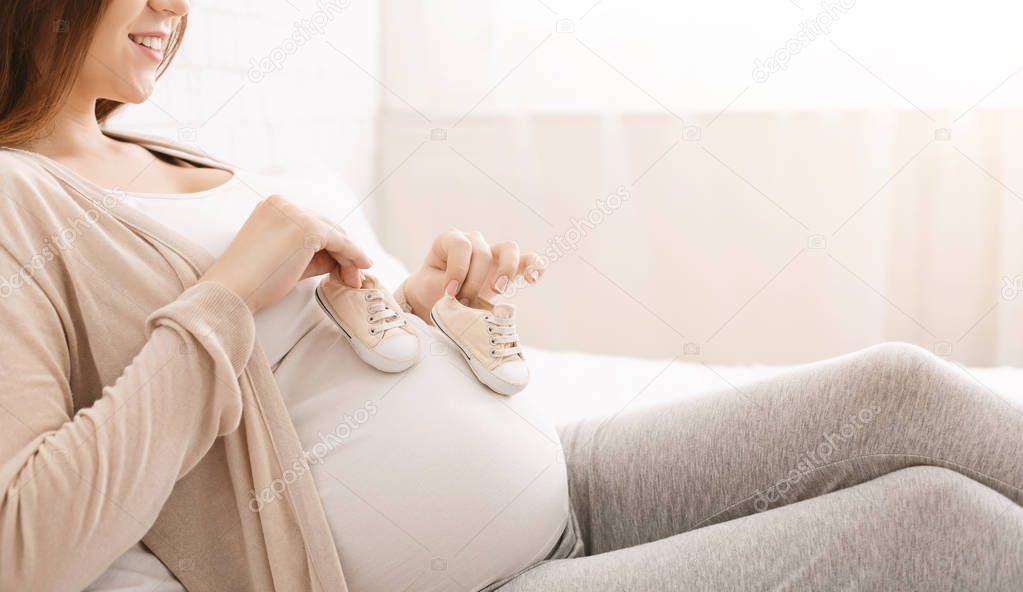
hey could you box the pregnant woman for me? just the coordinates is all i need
[1,1,1021,591]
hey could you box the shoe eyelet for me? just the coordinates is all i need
[490,350,497,356]
[490,338,496,345]
[369,328,377,335]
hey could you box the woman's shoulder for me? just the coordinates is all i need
[0,149,67,205]
[0,148,53,181]
[0,149,93,245]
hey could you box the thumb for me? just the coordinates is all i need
[300,251,337,280]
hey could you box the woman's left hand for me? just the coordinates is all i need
[403,228,545,324]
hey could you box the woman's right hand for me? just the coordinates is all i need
[199,194,372,313]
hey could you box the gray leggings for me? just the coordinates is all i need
[499,343,1023,591]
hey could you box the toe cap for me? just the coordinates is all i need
[375,332,420,361]
[492,358,530,386]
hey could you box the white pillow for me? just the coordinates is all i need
[243,168,411,288]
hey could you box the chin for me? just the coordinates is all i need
[116,80,157,104]
[125,92,153,105]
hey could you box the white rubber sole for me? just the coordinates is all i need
[315,285,419,373]
[430,308,527,396]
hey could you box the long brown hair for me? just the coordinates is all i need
[0,1,187,147]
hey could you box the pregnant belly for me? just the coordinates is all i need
[272,313,570,592]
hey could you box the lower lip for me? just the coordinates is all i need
[131,40,164,63]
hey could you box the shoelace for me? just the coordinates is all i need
[365,290,406,335]
[484,313,522,358]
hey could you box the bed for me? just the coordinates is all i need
[85,344,1021,591]
[531,348,1023,424]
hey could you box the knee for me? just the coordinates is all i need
[860,341,943,372]
[864,467,1023,582]
[847,341,949,393]
[880,466,1015,526]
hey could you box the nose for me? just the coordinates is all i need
[149,0,190,17]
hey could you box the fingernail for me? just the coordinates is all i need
[494,275,509,293]
[459,298,470,306]
[445,280,460,296]
[528,270,539,283]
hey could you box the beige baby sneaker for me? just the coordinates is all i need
[430,294,529,396]
[315,270,420,373]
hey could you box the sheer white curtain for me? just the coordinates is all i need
[373,0,1023,365]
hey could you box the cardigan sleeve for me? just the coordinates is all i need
[0,263,254,591]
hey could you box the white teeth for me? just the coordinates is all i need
[129,34,164,51]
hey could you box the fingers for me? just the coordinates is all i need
[429,227,544,301]
[436,229,472,297]
[518,252,545,285]
[312,216,372,287]
[315,215,347,237]
[486,240,520,296]
[300,251,338,280]
[459,231,493,302]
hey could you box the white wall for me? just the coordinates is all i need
[373,0,1023,366]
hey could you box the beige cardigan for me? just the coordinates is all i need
[0,130,348,592]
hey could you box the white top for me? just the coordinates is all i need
[95,168,570,592]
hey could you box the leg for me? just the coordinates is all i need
[559,342,1023,554]
[499,467,1023,591]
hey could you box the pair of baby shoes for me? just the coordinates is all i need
[315,270,529,395]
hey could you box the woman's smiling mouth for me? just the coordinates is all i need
[128,32,165,62]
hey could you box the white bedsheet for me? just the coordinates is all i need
[530,348,1023,424]
[86,348,1022,592]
